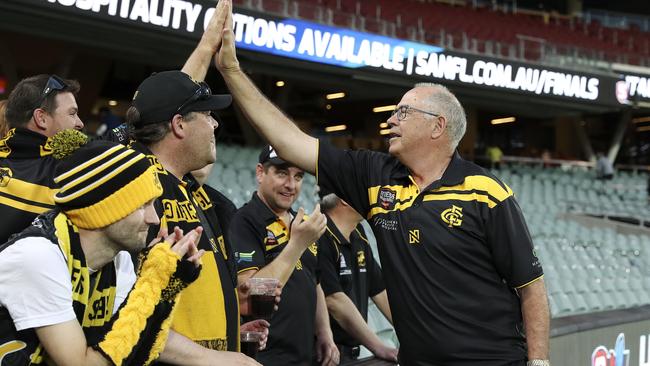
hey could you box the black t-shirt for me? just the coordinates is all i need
[317,141,543,366]
[230,193,319,366]
[318,219,385,347]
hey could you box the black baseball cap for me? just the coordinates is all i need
[132,70,232,127]
[258,145,288,166]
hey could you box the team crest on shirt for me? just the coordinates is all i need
[441,205,463,227]
[378,187,397,210]
[356,251,366,267]
[264,230,279,251]
[308,242,318,256]
[0,167,12,187]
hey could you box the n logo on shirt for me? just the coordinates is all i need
[408,229,420,244]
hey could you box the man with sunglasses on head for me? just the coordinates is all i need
[210,15,551,366]
[0,74,84,244]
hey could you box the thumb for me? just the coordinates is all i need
[219,27,237,67]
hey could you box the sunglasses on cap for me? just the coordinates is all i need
[173,81,211,117]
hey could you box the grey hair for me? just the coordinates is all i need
[414,82,467,150]
[320,193,341,213]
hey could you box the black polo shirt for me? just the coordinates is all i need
[132,143,239,356]
[230,193,319,366]
[318,219,385,347]
[317,141,543,366]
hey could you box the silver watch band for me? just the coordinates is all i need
[527,360,550,366]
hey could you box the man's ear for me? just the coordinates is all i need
[255,163,265,184]
[431,115,447,140]
[32,109,49,131]
[170,114,186,138]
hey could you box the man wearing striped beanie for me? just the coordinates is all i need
[0,129,204,366]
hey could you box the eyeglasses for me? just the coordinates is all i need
[391,105,439,121]
[174,81,212,116]
[33,75,68,111]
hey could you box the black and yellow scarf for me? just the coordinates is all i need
[0,210,116,365]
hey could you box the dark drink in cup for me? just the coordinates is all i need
[248,278,279,319]
[241,331,263,358]
[251,294,275,319]
[241,340,258,358]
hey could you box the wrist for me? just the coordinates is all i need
[219,63,242,76]
[315,328,333,340]
[197,40,218,54]
[527,360,550,366]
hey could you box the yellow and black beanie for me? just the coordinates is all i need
[51,129,163,229]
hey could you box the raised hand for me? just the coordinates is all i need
[201,0,231,53]
[288,205,327,251]
[161,226,205,267]
[214,6,241,73]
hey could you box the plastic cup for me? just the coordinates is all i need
[240,331,263,358]
[248,277,279,320]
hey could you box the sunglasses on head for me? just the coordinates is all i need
[33,75,68,112]
[174,81,212,117]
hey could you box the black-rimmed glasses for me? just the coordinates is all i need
[391,105,439,121]
[174,82,212,116]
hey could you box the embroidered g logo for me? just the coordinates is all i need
[441,205,463,227]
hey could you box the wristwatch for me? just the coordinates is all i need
[527,360,550,366]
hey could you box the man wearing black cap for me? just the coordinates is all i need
[230,146,339,366]
[0,129,203,366]
[317,192,397,364]
[127,69,264,366]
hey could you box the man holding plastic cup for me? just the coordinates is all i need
[230,145,339,365]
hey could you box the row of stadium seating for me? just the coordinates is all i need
[209,144,650,322]
[504,166,650,224]
[234,0,650,66]
[503,165,650,317]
